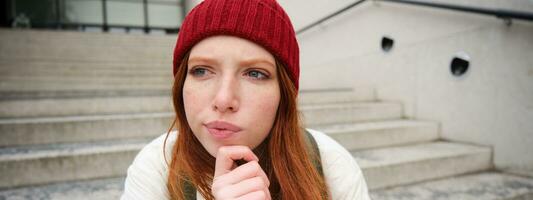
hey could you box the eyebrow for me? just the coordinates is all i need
[240,58,275,68]
[188,56,275,68]
[187,56,219,65]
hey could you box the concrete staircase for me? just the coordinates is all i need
[1,29,533,200]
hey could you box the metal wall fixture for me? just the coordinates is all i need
[381,36,394,52]
[451,52,470,77]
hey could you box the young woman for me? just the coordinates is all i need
[121,0,370,199]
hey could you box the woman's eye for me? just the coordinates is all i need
[189,67,209,77]
[246,70,269,80]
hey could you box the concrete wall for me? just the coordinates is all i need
[184,0,203,14]
[278,0,533,176]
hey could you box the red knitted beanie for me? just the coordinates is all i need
[173,0,300,90]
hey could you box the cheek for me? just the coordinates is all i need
[183,81,204,124]
[244,86,280,134]
[256,96,279,117]
[251,90,280,148]
[183,86,194,114]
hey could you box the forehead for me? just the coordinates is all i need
[188,35,275,64]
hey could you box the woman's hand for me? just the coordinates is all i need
[212,146,271,200]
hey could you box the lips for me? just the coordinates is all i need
[204,121,242,139]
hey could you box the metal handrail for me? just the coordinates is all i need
[381,0,533,22]
[296,0,367,35]
[296,0,533,35]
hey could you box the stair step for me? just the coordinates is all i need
[0,80,172,91]
[370,172,533,200]
[0,75,173,83]
[0,60,170,77]
[298,88,375,104]
[354,141,492,189]
[0,45,172,62]
[0,76,173,91]
[0,29,175,62]
[0,94,173,118]
[0,113,173,147]
[0,139,148,188]
[0,102,400,147]
[0,177,124,200]
[301,102,403,125]
[313,120,439,150]
[0,89,170,100]
[0,67,169,77]
[0,28,174,47]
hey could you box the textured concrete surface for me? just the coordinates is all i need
[301,102,403,125]
[2,172,532,200]
[371,172,533,200]
[354,141,492,189]
[0,177,124,200]
[298,87,375,104]
[283,0,533,175]
[0,112,173,147]
[0,28,174,62]
[0,28,174,92]
[0,95,173,118]
[0,139,147,188]
[314,120,439,150]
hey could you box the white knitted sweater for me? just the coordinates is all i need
[121,129,370,200]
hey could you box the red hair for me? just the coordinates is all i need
[164,53,329,199]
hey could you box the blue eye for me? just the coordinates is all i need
[246,70,268,80]
[189,67,208,77]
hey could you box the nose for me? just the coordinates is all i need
[213,76,239,113]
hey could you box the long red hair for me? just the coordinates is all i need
[164,52,329,199]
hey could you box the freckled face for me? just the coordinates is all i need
[183,35,280,157]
